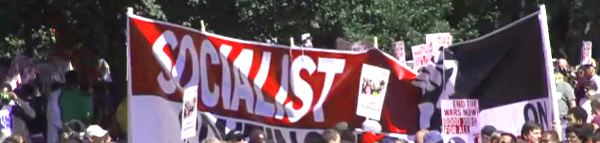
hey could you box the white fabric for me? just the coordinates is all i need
[46,89,62,143]
[85,125,108,138]
[579,98,593,123]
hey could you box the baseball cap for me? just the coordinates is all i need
[225,130,244,141]
[481,125,497,136]
[424,131,443,143]
[85,125,108,138]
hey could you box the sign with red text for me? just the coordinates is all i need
[581,41,593,65]
[441,99,480,143]
[127,14,420,143]
[411,44,432,70]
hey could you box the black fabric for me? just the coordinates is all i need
[447,11,550,109]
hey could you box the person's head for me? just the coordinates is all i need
[521,121,542,143]
[225,130,245,143]
[201,137,221,143]
[249,129,266,143]
[540,131,559,143]
[582,65,597,79]
[566,107,589,127]
[322,129,341,143]
[555,70,566,83]
[558,59,569,69]
[2,134,24,143]
[415,130,430,143]
[592,98,600,116]
[566,126,582,143]
[85,125,110,143]
[585,81,598,97]
[500,132,516,143]
[65,71,79,86]
[482,125,498,143]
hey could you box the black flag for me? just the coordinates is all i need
[413,9,554,134]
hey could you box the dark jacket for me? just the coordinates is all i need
[5,98,36,143]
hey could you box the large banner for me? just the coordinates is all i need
[127,14,420,143]
[412,9,555,137]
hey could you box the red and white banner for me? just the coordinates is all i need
[581,41,593,65]
[127,14,420,143]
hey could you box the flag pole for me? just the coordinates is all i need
[538,4,560,138]
[126,6,133,143]
[201,20,206,32]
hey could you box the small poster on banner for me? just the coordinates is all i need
[441,99,480,143]
[356,64,391,121]
[181,88,198,139]
[394,41,406,65]
[581,41,593,65]
[412,44,430,70]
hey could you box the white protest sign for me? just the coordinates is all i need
[411,44,431,70]
[394,41,406,65]
[441,99,480,143]
[581,41,593,65]
[426,33,453,47]
[357,64,391,121]
[181,87,198,139]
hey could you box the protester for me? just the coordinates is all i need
[2,134,23,143]
[423,131,443,143]
[566,124,594,143]
[500,132,516,143]
[332,122,356,143]
[224,130,244,143]
[521,121,542,143]
[591,98,600,130]
[248,129,266,143]
[0,84,36,143]
[482,125,498,143]
[415,130,429,143]
[201,137,221,143]
[361,131,384,143]
[566,107,589,127]
[555,71,577,118]
[540,131,559,143]
[84,125,111,143]
[47,71,93,143]
[59,71,93,124]
[322,129,341,143]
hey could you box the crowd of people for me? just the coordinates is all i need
[0,53,126,143]
[0,69,123,143]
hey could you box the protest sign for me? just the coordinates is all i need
[581,41,593,65]
[356,64,391,121]
[441,99,480,143]
[411,44,431,70]
[181,88,199,139]
[394,41,406,65]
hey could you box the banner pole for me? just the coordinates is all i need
[538,4,560,139]
[374,37,379,49]
[201,20,206,32]
[126,6,133,143]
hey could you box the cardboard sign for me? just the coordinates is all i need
[426,33,453,48]
[441,99,480,143]
[394,41,406,65]
[411,44,432,70]
[357,64,391,121]
[581,41,593,65]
